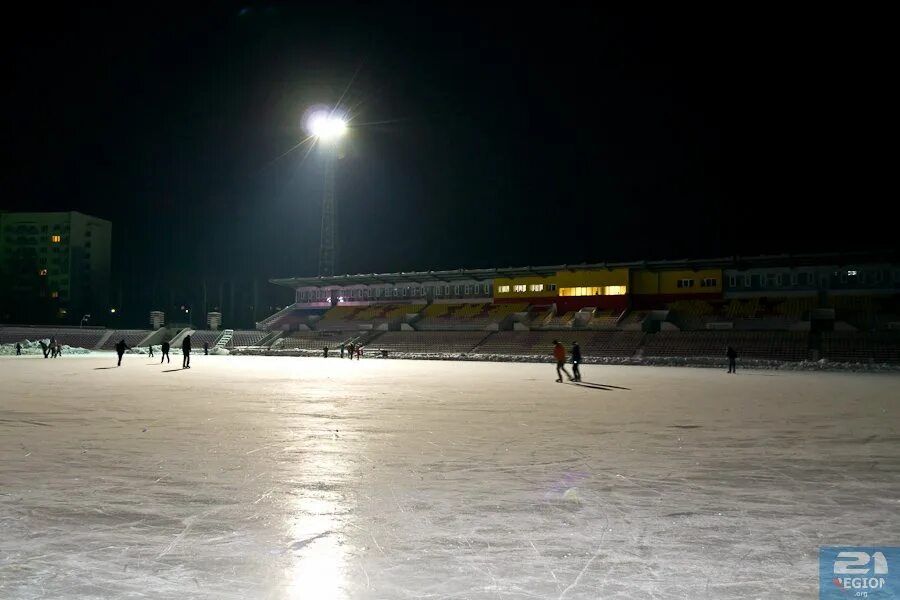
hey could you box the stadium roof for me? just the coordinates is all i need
[270,251,898,289]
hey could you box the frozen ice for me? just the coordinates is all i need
[1,353,898,599]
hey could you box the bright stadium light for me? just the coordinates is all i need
[305,109,347,141]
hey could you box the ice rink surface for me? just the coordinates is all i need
[1,354,898,599]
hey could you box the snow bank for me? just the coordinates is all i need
[228,346,900,371]
[0,339,91,356]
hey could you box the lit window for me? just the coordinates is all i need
[39,269,48,276]
[528,284,544,292]
[847,270,857,276]
[513,284,527,293]
[604,285,627,295]
[50,291,59,298]
[498,285,510,293]
[51,235,61,243]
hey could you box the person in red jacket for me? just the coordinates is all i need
[552,340,573,383]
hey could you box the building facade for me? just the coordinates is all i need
[0,211,111,324]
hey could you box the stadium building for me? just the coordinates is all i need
[0,211,111,324]
[253,252,900,364]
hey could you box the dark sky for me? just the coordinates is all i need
[3,4,894,289]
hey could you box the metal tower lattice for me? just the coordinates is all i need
[318,154,337,277]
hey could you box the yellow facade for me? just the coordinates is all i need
[493,275,556,299]
[633,268,723,295]
[631,270,661,295]
[494,268,630,300]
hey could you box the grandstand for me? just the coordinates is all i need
[100,330,152,350]
[186,330,221,349]
[228,330,269,347]
[3,252,897,365]
[0,326,108,349]
[821,331,900,364]
[366,331,491,354]
[317,303,425,331]
[643,331,809,362]
[472,330,643,358]
[277,331,358,351]
[415,303,525,330]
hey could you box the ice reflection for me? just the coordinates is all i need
[286,496,345,600]
[284,439,355,599]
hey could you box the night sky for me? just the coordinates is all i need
[2,5,893,322]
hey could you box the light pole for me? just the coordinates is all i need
[305,109,347,277]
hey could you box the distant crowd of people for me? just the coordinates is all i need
[323,342,364,360]
[10,332,741,377]
[551,339,739,382]
[12,332,216,371]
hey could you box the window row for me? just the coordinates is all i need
[497,283,558,293]
[298,284,493,301]
[728,270,900,288]
[559,285,627,297]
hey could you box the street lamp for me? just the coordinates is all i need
[307,112,346,142]
[304,107,347,277]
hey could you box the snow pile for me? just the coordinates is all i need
[228,346,900,371]
[0,339,91,356]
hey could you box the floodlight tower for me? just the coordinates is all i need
[306,109,347,277]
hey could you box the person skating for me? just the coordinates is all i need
[726,346,738,374]
[553,340,573,383]
[115,339,131,366]
[49,337,58,358]
[161,340,170,364]
[39,340,49,358]
[356,345,362,360]
[347,343,355,360]
[182,334,192,369]
[203,341,209,356]
[55,341,62,357]
[340,343,345,359]
[15,342,22,356]
[323,346,329,358]
[147,344,154,358]
[571,341,582,382]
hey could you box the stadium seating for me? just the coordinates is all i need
[527,306,552,327]
[543,311,575,328]
[184,330,222,349]
[587,308,623,329]
[229,330,269,347]
[415,303,527,330]
[773,296,818,318]
[317,303,424,330]
[642,331,808,361]
[821,332,900,364]
[101,330,151,349]
[620,310,649,327]
[0,327,108,349]
[722,298,761,319]
[278,331,358,351]
[473,330,643,358]
[667,300,718,330]
[365,331,491,354]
